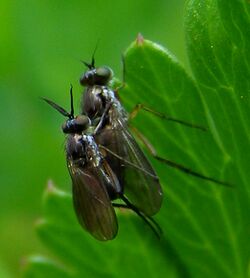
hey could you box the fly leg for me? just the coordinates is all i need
[130,126,232,187]
[112,50,205,130]
[113,197,162,239]
[113,55,126,98]
[93,102,111,134]
[129,104,207,131]
[119,53,206,131]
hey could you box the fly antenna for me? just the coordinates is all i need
[70,84,74,118]
[81,60,92,69]
[91,39,100,68]
[41,85,75,119]
[41,97,71,118]
[81,39,100,69]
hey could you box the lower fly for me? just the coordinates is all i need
[42,86,162,240]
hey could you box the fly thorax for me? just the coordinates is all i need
[83,86,104,118]
[106,90,128,122]
[83,135,102,167]
[102,87,115,103]
[101,87,110,99]
[93,85,103,96]
[108,102,128,129]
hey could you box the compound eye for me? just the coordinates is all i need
[80,71,95,86]
[95,66,113,85]
[62,120,70,133]
[75,115,90,129]
[96,66,112,78]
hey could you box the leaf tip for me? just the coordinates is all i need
[43,179,64,198]
[46,179,56,192]
[136,33,145,46]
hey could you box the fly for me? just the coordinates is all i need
[43,86,162,240]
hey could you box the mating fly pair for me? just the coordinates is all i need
[43,53,231,241]
[43,84,162,241]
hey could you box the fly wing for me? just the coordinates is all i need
[95,126,126,184]
[67,160,118,241]
[98,108,163,216]
[119,126,163,216]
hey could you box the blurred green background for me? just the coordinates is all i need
[0,0,186,276]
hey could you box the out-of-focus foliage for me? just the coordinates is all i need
[0,0,185,276]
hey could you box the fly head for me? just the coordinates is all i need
[62,115,91,134]
[80,66,113,86]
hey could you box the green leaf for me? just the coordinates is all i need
[23,183,185,277]
[22,256,71,278]
[184,1,249,277]
[24,1,249,277]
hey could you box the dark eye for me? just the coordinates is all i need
[62,121,69,133]
[96,67,112,78]
[75,115,90,130]
[62,116,90,134]
[95,66,113,85]
[80,71,95,86]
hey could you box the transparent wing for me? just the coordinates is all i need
[97,108,163,216]
[67,160,118,241]
[119,126,163,216]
